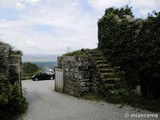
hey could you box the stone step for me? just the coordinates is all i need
[89,50,100,54]
[102,78,116,84]
[91,57,103,61]
[104,84,115,89]
[98,68,114,73]
[100,73,115,78]
[89,48,99,51]
[103,77,120,82]
[90,54,102,57]
[95,60,108,65]
[96,63,112,69]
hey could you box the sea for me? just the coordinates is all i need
[31,62,57,69]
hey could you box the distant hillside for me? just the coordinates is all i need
[31,62,57,69]
[22,54,60,62]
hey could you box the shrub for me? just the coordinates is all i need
[8,65,19,84]
[0,73,28,119]
[63,49,85,56]
[22,62,40,79]
[0,41,27,119]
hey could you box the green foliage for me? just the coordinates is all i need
[80,92,105,102]
[105,6,133,18]
[8,65,19,84]
[81,91,160,112]
[10,50,23,56]
[105,91,160,112]
[98,7,160,98]
[7,85,28,113]
[22,62,40,79]
[0,41,10,47]
[0,47,8,74]
[0,74,11,105]
[9,47,23,56]
[22,62,39,74]
[0,73,28,119]
[0,41,27,119]
[63,49,85,56]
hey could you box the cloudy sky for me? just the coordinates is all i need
[0,0,160,54]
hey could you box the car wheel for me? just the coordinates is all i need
[50,76,53,80]
[35,78,38,81]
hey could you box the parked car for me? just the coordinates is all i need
[32,71,55,81]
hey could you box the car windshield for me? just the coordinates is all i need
[41,68,54,74]
[45,71,53,74]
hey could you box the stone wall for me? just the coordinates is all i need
[57,49,141,97]
[57,56,93,96]
[0,43,21,85]
[0,44,10,73]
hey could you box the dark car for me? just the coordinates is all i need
[32,71,55,81]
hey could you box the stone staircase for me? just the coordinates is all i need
[86,49,120,95]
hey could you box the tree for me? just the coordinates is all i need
[22,62,39,74]
[22,62,40,80]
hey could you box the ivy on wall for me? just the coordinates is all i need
[98,6,160,99]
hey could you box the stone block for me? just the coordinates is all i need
[9,54,21,65]
[0,44,10,67]
[80,87,89,92]
[69,89,75,96]
[78,79,90,82]
[57,55,96,96]
[87,82,92,86]
[78,82,86,87]
[74,62,83,67]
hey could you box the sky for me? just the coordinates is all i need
[0,0,160,54]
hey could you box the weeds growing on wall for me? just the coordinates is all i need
[63,49,86,56]
[98,6,160,99]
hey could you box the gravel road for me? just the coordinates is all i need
[21,80,160,120]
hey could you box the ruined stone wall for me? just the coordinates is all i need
[0,44,10,73]
[9,54,21,85]
[0,44,21,85]
[57,56,93,96]
[57,49,141,97]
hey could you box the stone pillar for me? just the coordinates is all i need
[0,44,10,74]
[57,56,93,96]
[9,54,21,85]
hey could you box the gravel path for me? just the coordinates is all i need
[21,80,160,120]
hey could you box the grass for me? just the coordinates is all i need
[106,93,160,112]
[63,49,85,56]
[80,92,105,102]
[80,92,160,112]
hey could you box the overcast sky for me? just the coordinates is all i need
[0,0,160,54]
